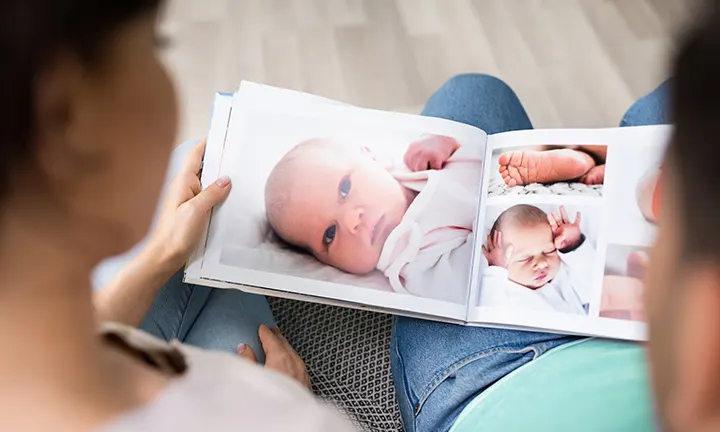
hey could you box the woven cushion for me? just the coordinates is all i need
[268,298,402,431]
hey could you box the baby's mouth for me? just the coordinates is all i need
[534,272,548,282]
[371,215,385,245]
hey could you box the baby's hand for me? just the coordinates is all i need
[482,231,514,269]
[404,134,460,172]
[548,206,583,252]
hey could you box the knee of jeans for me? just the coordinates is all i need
[440,73,514,98]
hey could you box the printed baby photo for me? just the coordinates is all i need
[477,203,600,315]
[604,144,663,247]
[600,244,648,322]
[487,144,608,197]
[218,111,483,305]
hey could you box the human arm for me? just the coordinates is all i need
[557,234,596,306]
[403,134,460,172]
[94,140,231,326]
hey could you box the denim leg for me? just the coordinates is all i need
[620,80,671,127]
[421,74,533,134]
[391,319,577,432]
[139,270,212,342]
[139,270,276,363]
[182,285,276,362]
[391,74,577,432]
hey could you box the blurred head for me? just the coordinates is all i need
[0,0,176,262]
[265,139,409,274]
[644,3,720,430]
[491,204,560,289]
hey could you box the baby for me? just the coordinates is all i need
[479,204,594,315]
[265,134,483,304]
[498,145,607,187]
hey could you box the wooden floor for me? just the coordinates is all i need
[160,0,694,142]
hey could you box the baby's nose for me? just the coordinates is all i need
[344,207,365,233]
[534,259,549,270]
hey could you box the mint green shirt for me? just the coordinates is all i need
[450,339,655,432]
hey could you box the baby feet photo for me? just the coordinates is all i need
[487,144,608,197]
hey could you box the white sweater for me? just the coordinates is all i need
[376,142,483,304]
[98,324,354,432]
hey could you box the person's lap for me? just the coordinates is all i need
[93,140,276,362]
[391,74,669,432]
[139,270,275,362]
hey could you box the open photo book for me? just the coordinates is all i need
[186,81,671,341]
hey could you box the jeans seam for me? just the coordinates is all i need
[393,325,416,432]
[413,345,540,418]
[176,284,198,341]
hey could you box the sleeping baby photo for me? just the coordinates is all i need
[477,203,600,315]
[218,113,483,305]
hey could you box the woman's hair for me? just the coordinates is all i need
[0,0,162,200]
[669,0,720,259]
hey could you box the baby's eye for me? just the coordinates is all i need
[544,249,557,255]
[323,224,337,247]
[338,176,351,199]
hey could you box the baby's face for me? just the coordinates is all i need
[503,222,560,289]
[276,144,409,274]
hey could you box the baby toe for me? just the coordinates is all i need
[498,152,512,166]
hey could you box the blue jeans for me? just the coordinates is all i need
[140,270,276,363]
[391,74,670,432]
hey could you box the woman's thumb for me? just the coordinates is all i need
[237,343,258,363]
[191,176,231,211]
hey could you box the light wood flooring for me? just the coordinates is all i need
[160,0,695,142]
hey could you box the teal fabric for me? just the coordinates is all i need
[450,339,654,432]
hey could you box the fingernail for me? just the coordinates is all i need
[237,343,246,354]
[215,175,231,187]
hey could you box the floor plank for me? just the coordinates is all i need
[161,0,692,140]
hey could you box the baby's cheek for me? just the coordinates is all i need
[506,263,527,282]
[547,256,561,274]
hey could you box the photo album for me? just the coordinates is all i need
[185,81,671,341]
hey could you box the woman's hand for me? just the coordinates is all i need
[94,140,231,326]
[238,325,311,389]
[146,139,231,272]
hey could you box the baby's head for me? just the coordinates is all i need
[265,139,409,275]
[490,204,560,289]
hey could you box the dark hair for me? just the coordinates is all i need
[668,0,720,258]
[489,204,548,238]
[0,0,162,200]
